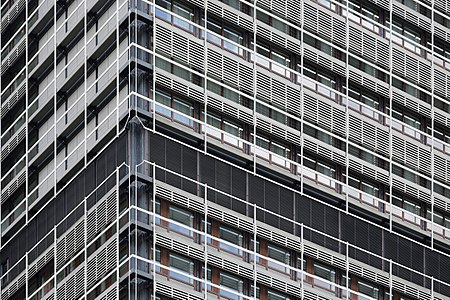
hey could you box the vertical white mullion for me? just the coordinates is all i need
[388,0,393,233]
[53,2,58,300]
[300,0,304,195]
[25,0,29,226]
[128,3,134,299]
[204,183,208,300]
[116,0,120,136]
[252,0,257,176]
[25,252,29,300]
[0,1,2,253]
[253,204,257,299]
[134,163,138,300]
[300,223,304,299]
[431,275,434,300]
[203,0,208,155]
[430,0,435,252]
[389,259,392,300]
[84,0,88,168]
[346,241,349,300]
[152,0,156,132]
[53,226,57,300]
[345,0,349,215]
[430,3,436,298]
[152,164,156,300]
[116,167,120,298]
[53,0,57,220]
[84,0,88,297]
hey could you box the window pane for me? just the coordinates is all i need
[220,226,243,255]
[358,280,379,298]
[313,263,336,291]
[268,244,290,272]
[220,272,243,300]
[169,206,194,236]
[169,253,194,283]
[173,98,193,126]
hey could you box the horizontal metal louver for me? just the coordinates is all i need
[1,125,26,161]
[1,37,26,75]
[392,2,431,33]
[56,266,85,300]
[434,155,449,184]
[303,3,346,48]
[206,48,254,94]
[1,81,26,118]
[86,238,117,290]
[86,190,117,243]
[56,220,85,270]
[207,0,253,32]
[434,69,449,99]
[0,0,25,32]
[1,169,26,204]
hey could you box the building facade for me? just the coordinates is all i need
[0,0,450,299]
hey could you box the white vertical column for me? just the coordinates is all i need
[84,0,88,167]
[253,204,257,299]
[116,166,120,298]
[300,223,304,299]
[252,0,257,176]
[134,162,138,300]
[345,0,349,214]
[346,242,349,300]
[430,0,435,251]
[152,164,156,300]
[300,0,304,195]
[83,0,88,297]
[25,0,29,225]
[203,0,208,155]
[388,0,393,233]
[389,259,392,300]
[430,3,436,299]
[152,0,156,132]
[204,183,208,300]
[116,0,120,136]
[53,1,59,299]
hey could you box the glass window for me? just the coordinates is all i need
[219,225,244,255]
[358,280,379,299]
[252,42,291,78]
[207,81,240,103]
[256,11,289,34]
[220,272,243,300]
[343,0,381,33]
[256,102,287,125]
[206,19,244,56]
[156,0,194,32]
[155,90,172,117]
[268,289,290,300]
[169,253,194,284]
[250,239,260,263]
[317,0,336,11]
[169,206,194,236]
[268,243,290,273]
[297,258,307,281]
[313,262,336,291]
[173,98,194,126]
[154,89,195,127]
[301,65,337,101]
[386,18,421,55]
[154,248,161,273]
[220,0,240,10]
[203,112,243,148]
[202,267,212,291]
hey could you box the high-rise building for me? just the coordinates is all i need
[1,0,450,299]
